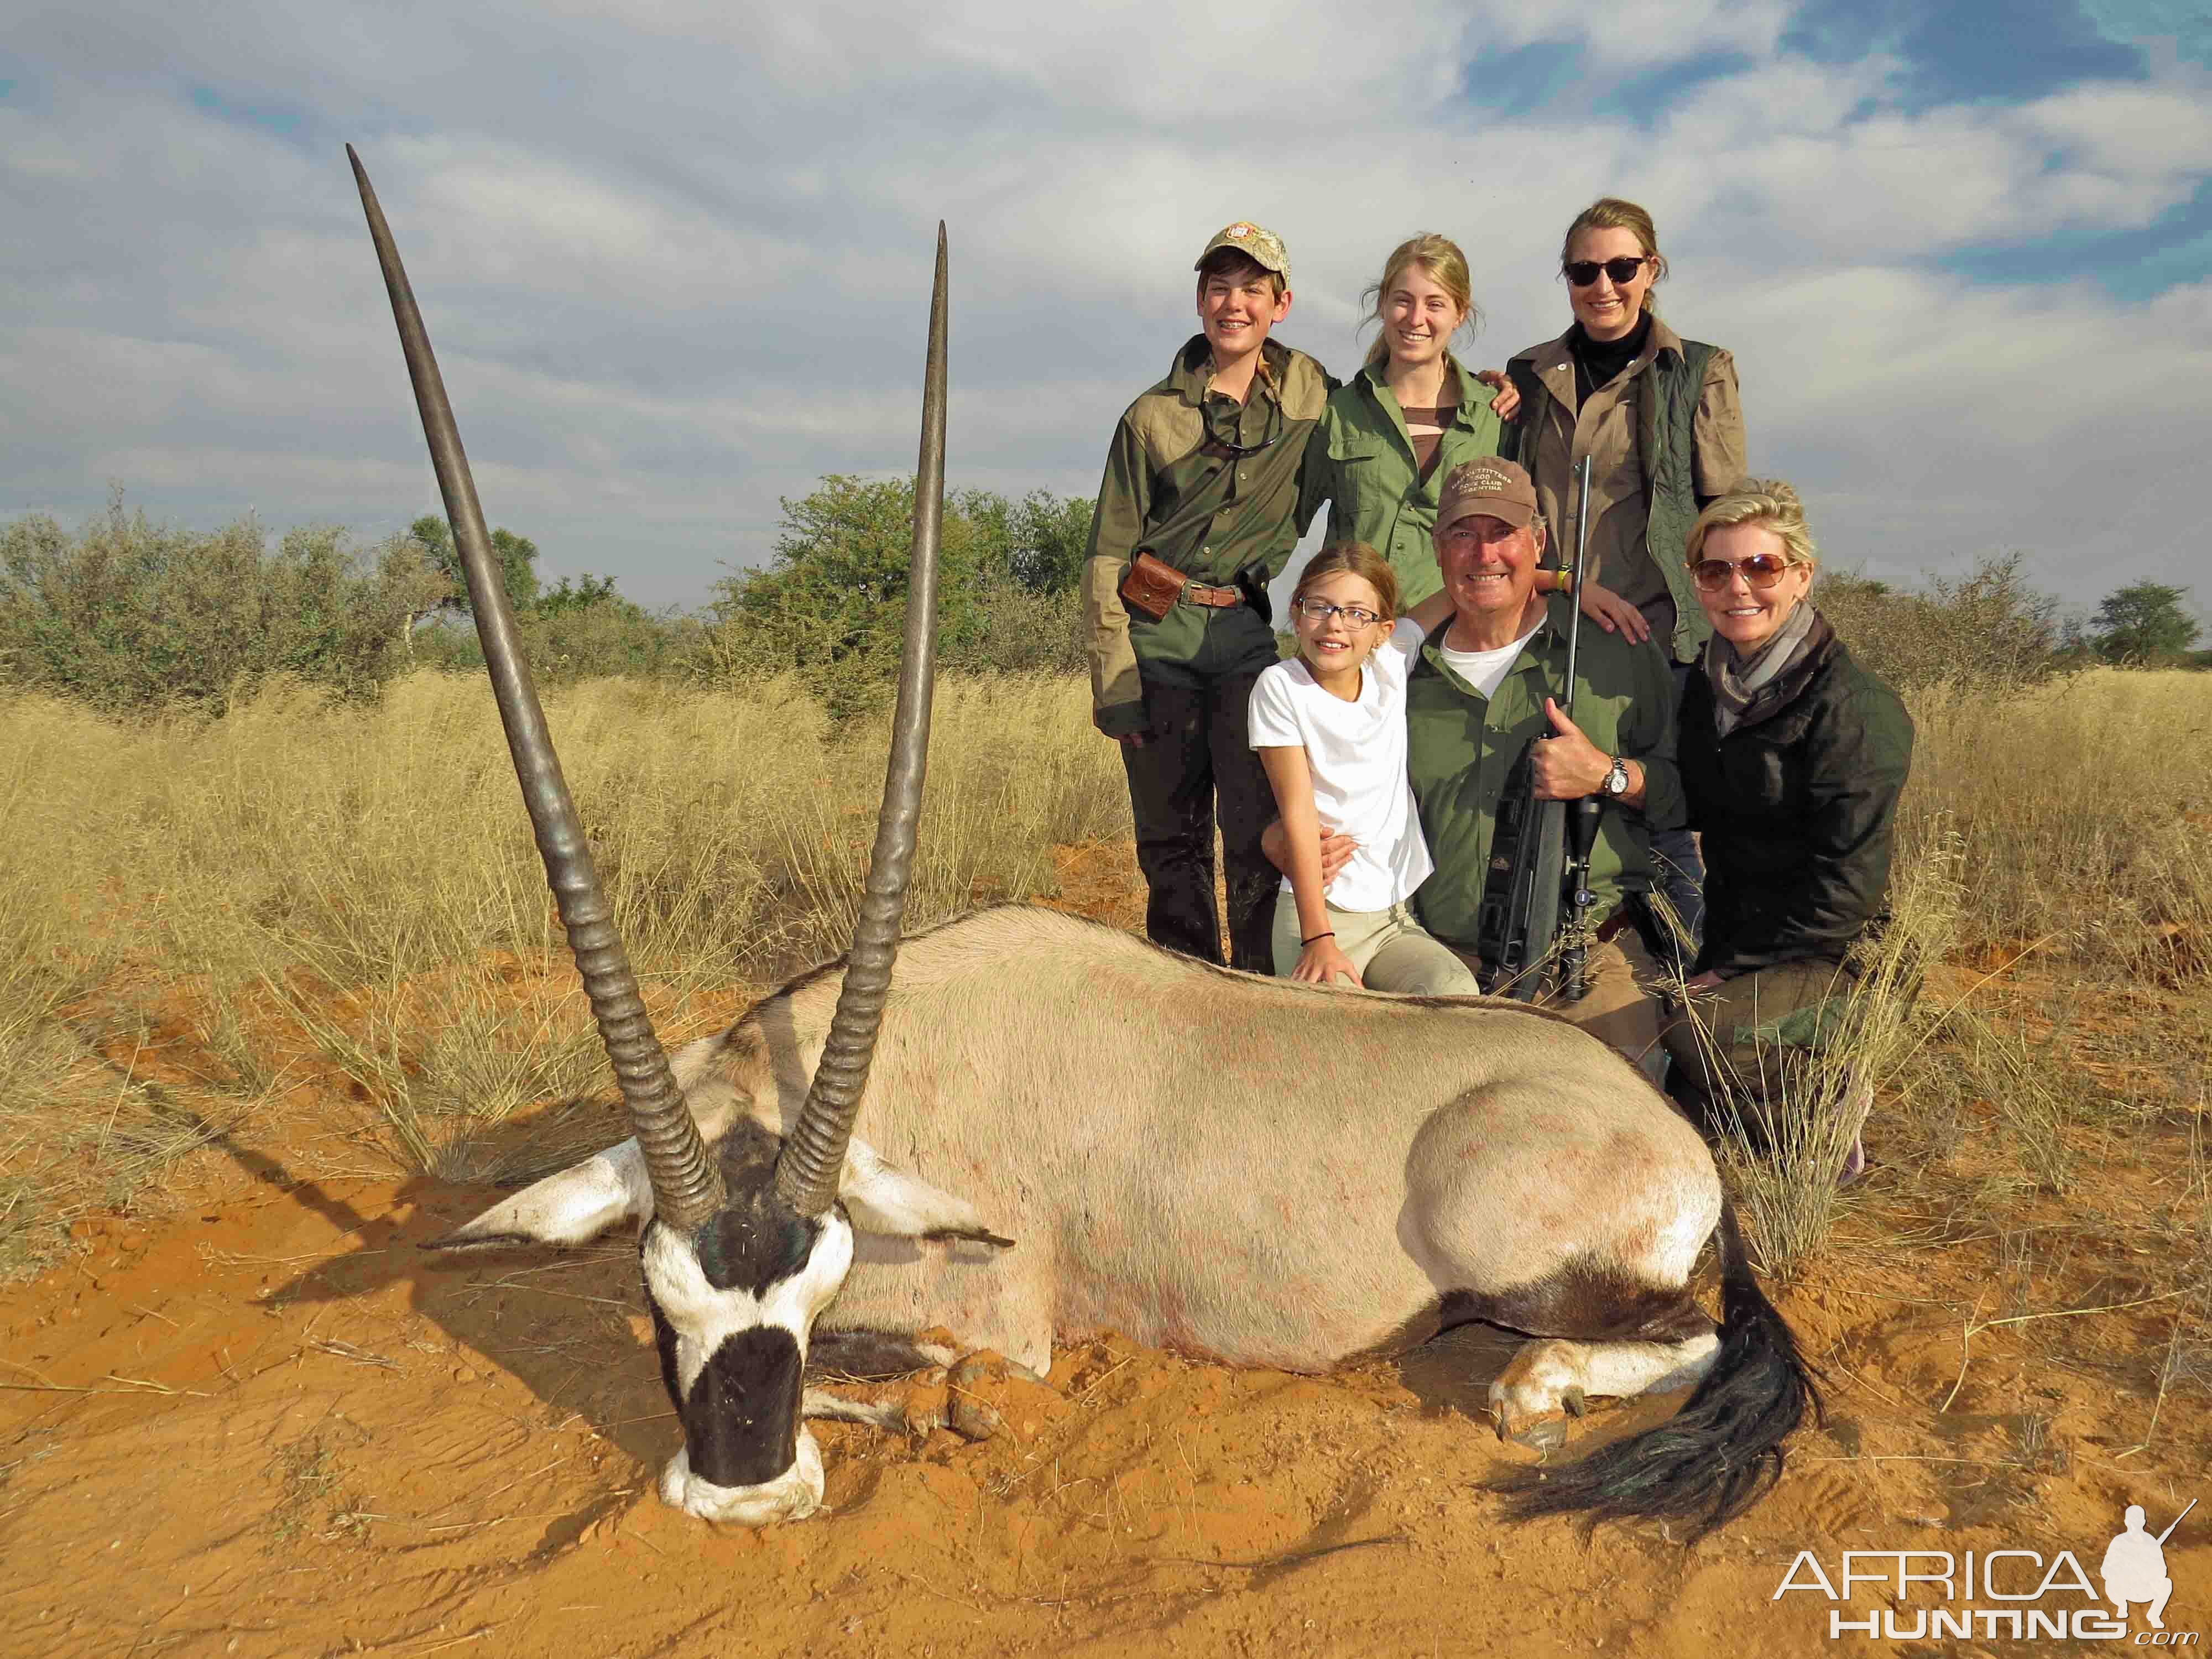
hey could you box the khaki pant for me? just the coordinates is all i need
[1448,922,1669,1073]
[1659,957,1855,1133]
[1271,893,1481,994]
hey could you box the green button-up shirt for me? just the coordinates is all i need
[1298,354,1505,608]
[1081,336,1334,735]
[1405,597,1684,952]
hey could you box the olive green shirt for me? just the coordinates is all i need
[1405,597,1684,952]
[1081,336,1335,736]
[1298,354,1505,608]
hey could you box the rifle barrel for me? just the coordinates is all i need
[1561,456,1592,713]
[2156,1498,2197,1545]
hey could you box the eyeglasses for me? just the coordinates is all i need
[1562,257,1650,287]
[1292,598,1385,627]
[1691,553,1795,592]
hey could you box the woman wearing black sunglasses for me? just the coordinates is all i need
[1499,196,1747,954]
[1662,479,1914,1178]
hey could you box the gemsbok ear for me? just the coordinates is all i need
[426,1142,653,1251]
[424,1131,1012,1253]
[839,1139,1014,1248]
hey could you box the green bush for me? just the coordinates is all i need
[705,475,1092,714]
[411,599,709,682]
[0,497,447,710]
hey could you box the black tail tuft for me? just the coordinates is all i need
[1490,1199,1819,1542]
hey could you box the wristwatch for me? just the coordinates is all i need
[1602,755,1631,797]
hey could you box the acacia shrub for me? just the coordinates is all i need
[707,475,1091,713]
[0,498,447,710]
[409,581,709,683]
[1818,553,2068,697]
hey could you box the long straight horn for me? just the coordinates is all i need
[347,145,726,1234]
[774,225,948,1218]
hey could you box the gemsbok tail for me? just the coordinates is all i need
[1496,1199,1818,1540]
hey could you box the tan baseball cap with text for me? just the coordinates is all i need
[1437,457,1538,533]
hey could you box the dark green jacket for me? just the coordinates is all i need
[1679,614,1914,978]
[1298,355,1505,607]
[1405,598,1684,952]
[1081,336,1335,737]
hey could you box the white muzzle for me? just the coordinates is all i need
[658,1427,826,1525]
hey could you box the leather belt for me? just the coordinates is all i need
[1181,581,1244,608]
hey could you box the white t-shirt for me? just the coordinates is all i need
[1434,620,1540,701]
[1247,618,1434,912]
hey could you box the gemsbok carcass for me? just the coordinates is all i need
[348,148,1814,1541]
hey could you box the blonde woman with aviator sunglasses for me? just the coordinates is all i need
[1661,481,1914,1181]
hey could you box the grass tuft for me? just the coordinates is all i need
[1699,823,1964,1279]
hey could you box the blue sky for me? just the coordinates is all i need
[2,1,2207,617]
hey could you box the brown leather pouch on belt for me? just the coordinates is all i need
[1118,550,1188,623]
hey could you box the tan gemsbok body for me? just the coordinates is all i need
[350,151,1814,1540]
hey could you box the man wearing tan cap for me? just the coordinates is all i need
[1275,456,1683,1058]
[1078,221,1335,970]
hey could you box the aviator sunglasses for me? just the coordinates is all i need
[1691,552,1795,592]
[1562,256,1651,287]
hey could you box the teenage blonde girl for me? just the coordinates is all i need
[1246,544,1477,993]
[1302,233,1555,611]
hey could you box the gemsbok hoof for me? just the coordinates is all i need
[944,1351,1069,1445]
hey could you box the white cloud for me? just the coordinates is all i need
[1452,0,1792,70]
[1,1,2206,608]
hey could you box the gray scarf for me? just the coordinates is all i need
[1704,600,1824,738]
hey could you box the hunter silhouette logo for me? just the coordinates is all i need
[1773,1499,2199,1642]
[2105,1501,2192,1630]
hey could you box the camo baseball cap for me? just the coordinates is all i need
[1437,457,1539,533]
[1194,221,1290,283]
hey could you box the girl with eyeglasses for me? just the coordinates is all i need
[1498,197,1748,957]
[1247,544,1475,993]
[1661,481,1914,1179]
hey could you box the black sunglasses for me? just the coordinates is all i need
[1563,256,1650,287]
[1201,393,1284,458]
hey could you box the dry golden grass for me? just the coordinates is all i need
[0,669,1128,1264]
[1903,668,2212,978]
[1,663,2206,1276]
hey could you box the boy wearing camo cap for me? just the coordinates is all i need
[1080,221,1335,971]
